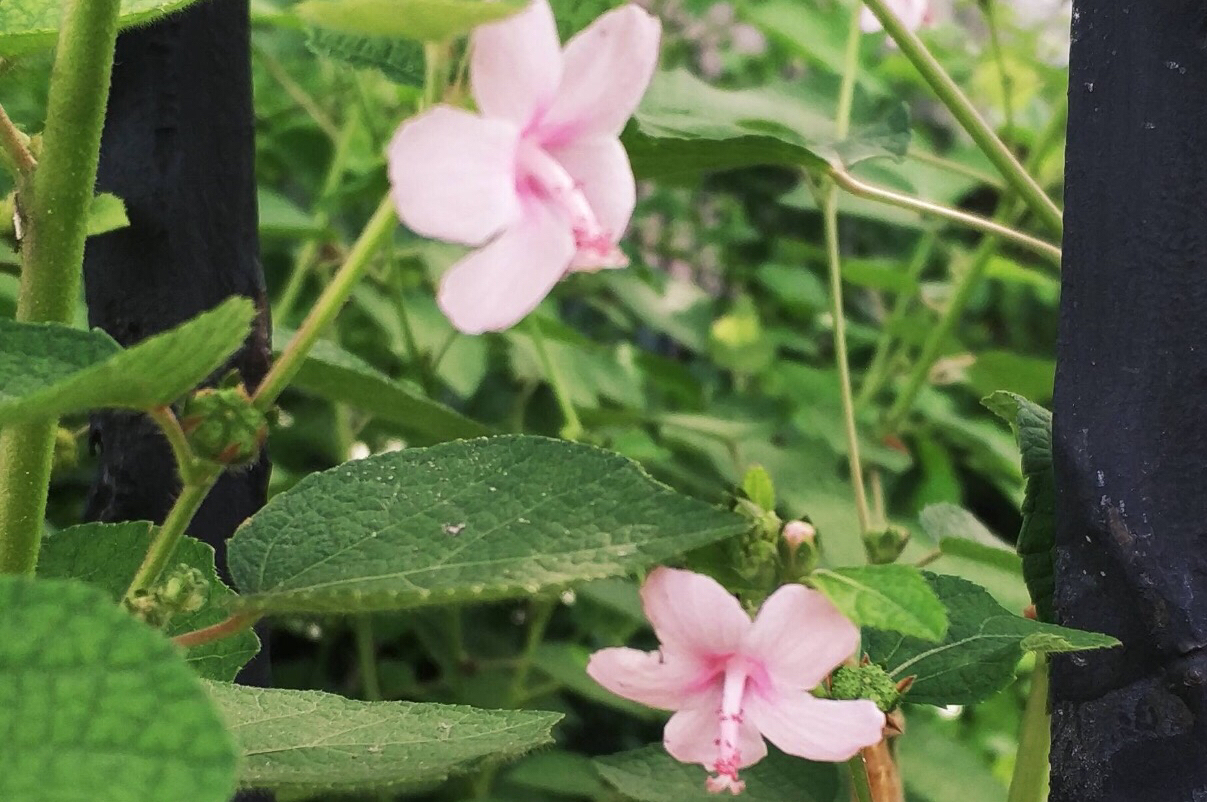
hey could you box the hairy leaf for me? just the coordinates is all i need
[809,564,948,641]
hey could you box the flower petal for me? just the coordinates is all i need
[437,200,574,334]
[663,690,767,769]
[861,0,929,33]
[389,106,521,246]
[538,4,661,142]
[471,0,562,126]
[744,583,859,690]
[748,692,885,762]
[544,136,636,243]
[586,647,700,711]
[640,567,751,660]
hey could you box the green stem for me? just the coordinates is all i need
[906,148,1004,189]
[123,473,218,602]
[1007,658,1051,802]
[254,43,339,140]
[835,8,862,141]
[509,598,555,705]
[861,0,1062,235]
[848,755,875,802]
[984,0,1015,137]
[829,167,1061,264]
[148,406,205,484]
[527,318,583,441]
[354,615,385,701]
[0,0,123,576]
[255,195,397,411]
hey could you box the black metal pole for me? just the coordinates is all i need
[1052,3,1207,799]
[83,3,272,797]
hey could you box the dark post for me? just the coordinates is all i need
[1053,2,1207,799]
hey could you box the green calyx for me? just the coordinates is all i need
[125,563,209,627]
[829,663,902,712]
[179,383,268,467]
[862,525,911,565]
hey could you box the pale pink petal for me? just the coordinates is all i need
[640,567,751,660]
[544,136,636,243]
[747,692,885,762]
[663,690,767,769]
[744,583,859,690]
[437,200,574,334]
[586,647,702,711]
[471,0,562,126]
[538,4,661,143]
[389,107,521,246]
[861,0,929,33]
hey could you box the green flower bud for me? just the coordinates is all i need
[179,384,268,466]
[125,563,210,627]
[829,663,902,712]
[862,525,911,565]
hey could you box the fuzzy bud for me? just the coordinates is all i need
[829,663,902,712]
[179,384,268,467]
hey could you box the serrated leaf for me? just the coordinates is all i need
[38,522,260,681]
[0,0,206,56]
[624,70,910,182]
[306,28,425,85]
[295,0,525,42]
[0,576,237,802]
[205,682,560,793]
[0,296,254,425]
[594,745,839,802]
[983,391,1056,621]
[278,331,489,444]
[864,574,1118,706]
[87,192,130,237]
[921,503,1023,575]
[228,436,748,614]
[809,565,948,641]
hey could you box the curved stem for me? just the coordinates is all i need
[0,0,123,575]
[830,168,1062,264]
[1007,658,1051,802]
[527,318,583,441]
[123,471,219,602]
[255,195,397,411]
[906,148,1003,189]
[861,0,1062,235]
[173,611,261,649]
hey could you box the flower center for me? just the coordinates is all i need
[516,141,627,269]
[706,659,751,795]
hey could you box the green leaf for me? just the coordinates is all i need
[506,751,613,799]
[306,28,425,86]
[968,351,1055,405]
[920,503,1023,575]
[741,464,776,511]
[295,0,526,42]
[0,576,237,802]
[983,391,1057,621]
[594,745,840,802]
[206,682,560,794]
[0,296,255,425]
[277,330,489,444]
[625,70,910,182]
[87,192,130,237]
[864,574,1118,706]
[808,565,948,642]
[229,436,748,614]
[0,0,206,56]
[38,521,260,681]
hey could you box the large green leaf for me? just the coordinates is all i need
[0,296,254,425]
[594,745,840,802]
[0,0,205,56]
[295,0,525,42]
[625,70,910,182]
[228,436,748,613]
[809,565,948,642]
[278,332,489,444]
[206,682,560,794]
[0,576,237,802]
[38,522,260,682]
[864,574,1117,706]
[983,391,1056,620]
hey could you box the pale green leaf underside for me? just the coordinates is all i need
[0,576,237,802]
[0,0,205,56]
[809,564,949,642]
[206,682,560,793]
[864,574,1118,706]
[594,745,840,802]
[0,296,254,425]
[38,522,260,682]
[228,435,747,614]
[295,0,525,42]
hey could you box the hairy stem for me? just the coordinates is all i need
[0,102,36,175]
[123,473,218,602]
[0,0,123,575]
[1007,659,1051,802]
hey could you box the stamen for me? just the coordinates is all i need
[707,659,750,794]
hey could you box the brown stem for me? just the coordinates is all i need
[862,740,904,802]
[172,611,260,649]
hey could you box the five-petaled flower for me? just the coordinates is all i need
[587,567,886,795]
[388,0,661,334]
[861,0,932,34]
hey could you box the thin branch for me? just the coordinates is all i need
[173,611,260,649]
[0,102,36,175]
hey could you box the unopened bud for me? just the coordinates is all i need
[862,525,911,565]
[829,663,902,712]
[179,384,268,467]
[125,563,210,627]
[782,520,816,549]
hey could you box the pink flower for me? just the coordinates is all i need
[388,0,661,334]
[588,567,885,794]
[861,0,932,34]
